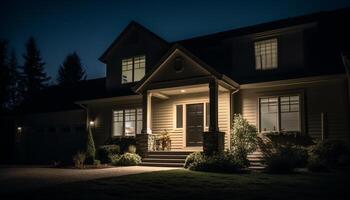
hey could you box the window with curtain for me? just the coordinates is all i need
[259,95,300,132]
[254,39,278,70]
[113,110,123,136]
[121,55,146,84]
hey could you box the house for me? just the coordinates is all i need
[14,8,350,164]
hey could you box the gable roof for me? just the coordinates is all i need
[99,21,169,63]
[133,43,239,93]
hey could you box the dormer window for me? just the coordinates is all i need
[254,39,278,70]
[122,55,146,84]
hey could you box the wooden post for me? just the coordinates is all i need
[209,79,219,132]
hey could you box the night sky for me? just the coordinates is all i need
[1,0,350,83]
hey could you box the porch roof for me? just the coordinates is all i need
[133,44,239,93]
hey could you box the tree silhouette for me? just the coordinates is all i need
[57,52,86,85]
[7,50,21,108]
[0,39,10,112]
[22,36,50,96]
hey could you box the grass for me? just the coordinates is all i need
[6,169,350,200]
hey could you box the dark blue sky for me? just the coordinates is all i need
[1,0,350,82]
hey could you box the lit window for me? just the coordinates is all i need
[134,55,146,81]
[254,39,278,70]
[113,110,123,136]
[121,55,146,84]
[113,109,142,137]
[122,58,133,83]
[176,105,183,128]
[259,95,300,132]
[280,96,300,132]
[136,109,143,134]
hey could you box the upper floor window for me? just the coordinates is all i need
[254,39,278,70]
[259,95,300,132]
[122,55,146,84]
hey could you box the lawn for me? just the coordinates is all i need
[5,169,350,200]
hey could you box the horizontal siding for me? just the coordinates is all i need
[152,91,231,150]
[237,77,350,142]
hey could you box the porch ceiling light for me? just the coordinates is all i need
[180,89,186,93]
[17,126,22,131]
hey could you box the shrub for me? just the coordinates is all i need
[93,159,101,166]
[307,156,329,172]
[112,153,141,166]
[264,145,308,173]
[108,137,136,153]
[72,151,86,168]
[97,145,121,163]
[308,140,349,168]
[127,145,137,154]
[85,127,96,165]
[231,114,258,166]
[186,151,246,173]
[184,152,204,168]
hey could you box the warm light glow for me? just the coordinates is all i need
[180,89,186,93]
[17,127,22,131]
[89,121,95,126]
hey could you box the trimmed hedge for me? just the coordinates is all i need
[112,153,141,166]
[185,151,247,173]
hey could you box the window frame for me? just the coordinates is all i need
[121,55,146,84]
[258,94,302,133]
[254,38,278,70]
[112,108,143,137]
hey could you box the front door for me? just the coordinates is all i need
[186,103,203,146]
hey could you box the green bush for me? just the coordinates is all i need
[127,145,137,154]
[185,151,246,173]
[264,145,308,173]
[72,151,86,168]
[97,145,121,163]
[112,153,141,166]
[308,140,349,168]
[93,159,101,166]
[85,127,96,165]
[184,152,204,168]
[307,156,329,172]
[231,114,258,165]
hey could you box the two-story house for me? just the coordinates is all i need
[14,8,350,165]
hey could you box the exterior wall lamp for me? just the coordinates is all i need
[89,120,95,128]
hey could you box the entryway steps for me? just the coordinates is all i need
[141,151,192,168]
[141,151,266,170]
[247,151,266,170]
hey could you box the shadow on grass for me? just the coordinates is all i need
[3,169,349,200]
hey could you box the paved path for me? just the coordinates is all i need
[0,166,177,194]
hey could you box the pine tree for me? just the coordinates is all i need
[7,50,21,108]
[85,127,96,164]
[22,37,50,96]
[0,39,10,112]
[57,52,86,85]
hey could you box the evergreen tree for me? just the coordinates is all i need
[57,52,86,85]
[22,37,50,96]
[85,127,96,164]
[0,39,10,112]
[7,50,21,108]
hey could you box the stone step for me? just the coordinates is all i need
[249,166,266,171]
[147,151,193,155]
[140,162,184,167]
[142,158,185,163]
[146,154,188,159]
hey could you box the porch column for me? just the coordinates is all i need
[209,79,219,132]
[141,91,152,134]
[136,91,152,156]
[203,78,225,156]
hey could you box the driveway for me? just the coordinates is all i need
[0,166,177,194]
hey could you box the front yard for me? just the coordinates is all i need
[5,169,349,200]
